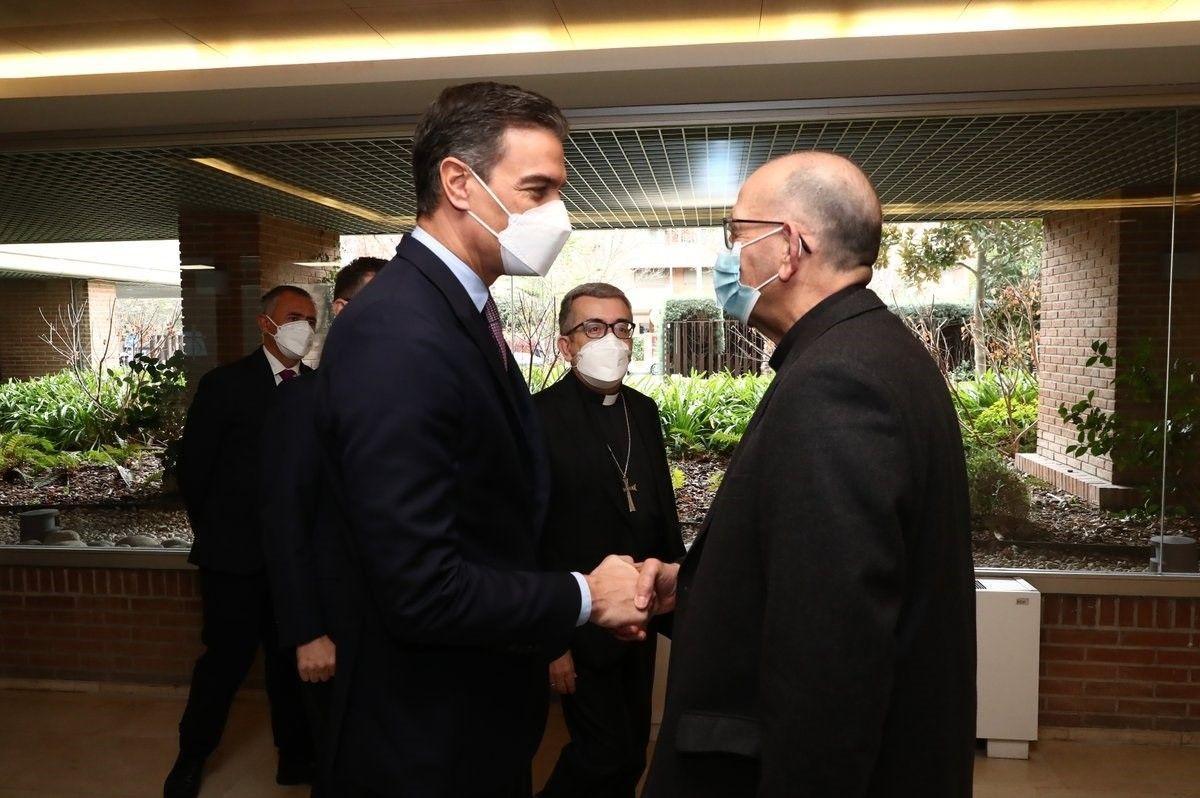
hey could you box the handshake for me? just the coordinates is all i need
[584,555,681,641]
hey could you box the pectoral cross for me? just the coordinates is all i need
[621,477,638,513]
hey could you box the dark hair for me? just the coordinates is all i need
[260,285,314,315]
[334,256,386,301]
[558,283,633,334]
[412,82,570,217]
[784,157,882,270]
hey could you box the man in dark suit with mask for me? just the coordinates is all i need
[165,285,319,798]
[635,152,976,798]
[536,282,685,798]
[260,256,385,797]
[314,82,653,798]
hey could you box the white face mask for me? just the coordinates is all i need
[267,318,314,361]
[464,164,572,277]
[574,333,631,392]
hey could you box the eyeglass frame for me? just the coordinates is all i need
[721,216,811,254]
[563,318,637,340]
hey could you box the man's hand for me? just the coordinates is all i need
[296,635,336,683]
[585,555,649,634]
[636,558,681,616]
[548,651,577,695]
[611,558,682,642]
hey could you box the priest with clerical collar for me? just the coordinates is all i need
[534,282,685,798]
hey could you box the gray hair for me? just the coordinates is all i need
[558,283,633,334]
[260,285,314,316]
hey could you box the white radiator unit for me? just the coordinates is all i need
[976,576,1041,759]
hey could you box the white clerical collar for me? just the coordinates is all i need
[602,392,620,406]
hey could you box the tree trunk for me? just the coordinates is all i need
[973,248,988,375]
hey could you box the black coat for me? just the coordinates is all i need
[644,286,977,798]
[534,374,685,668]
[180,348,312,575]
[259,373,345,649]
[314,233,582,797]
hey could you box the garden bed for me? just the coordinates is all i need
[671,456,1194,573]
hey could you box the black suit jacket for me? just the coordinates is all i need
[644,286,977,798]
[314,233,582,796]
[180,348,312,575]
[534,375,685,668]
[260,372,346,649]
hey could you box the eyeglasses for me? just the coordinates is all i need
[722,217,785,250]
[565,319,636,340]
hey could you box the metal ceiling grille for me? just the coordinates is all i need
[0,107,1196,244]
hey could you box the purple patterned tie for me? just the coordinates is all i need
[277,369,297,384]
[482,295,508,368]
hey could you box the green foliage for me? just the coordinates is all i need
[974,400,1038,453]
[967,448,1031,521]
[0,371,117,449]
[706,471,724,493]
[894,220,1043,297]
[670,467,685,492]
[632,337,646,362]
[0,353,186,451]
[637,372,772,457]
[0,433,142,477]
[662,299,721,324]
[1058,340,1200,513]
[952,370,1037,422]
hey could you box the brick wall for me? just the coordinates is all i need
[179,211,337,380]
[0,564,204,685]
[0,277,122,381]
[1037,210,1121,481]
[4,561,1198,733]
[1040,594,1200,732]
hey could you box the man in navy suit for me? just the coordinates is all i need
[166,285,319,798]
[314,82,651,798]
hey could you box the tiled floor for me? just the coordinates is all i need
[1,687,1198,797]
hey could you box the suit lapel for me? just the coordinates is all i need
[399,235,538,475]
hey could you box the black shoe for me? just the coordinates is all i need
[163,753,205,798]
[276,754,314,786]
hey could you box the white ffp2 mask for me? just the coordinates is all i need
[268,319,314,361]
[574,334,631,392]
[465,165,572,277]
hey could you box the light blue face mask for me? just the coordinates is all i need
[713,226,784,325]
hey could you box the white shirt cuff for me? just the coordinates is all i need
[571,571,592,627]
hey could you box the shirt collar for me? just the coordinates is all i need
[768,283,870,372]
[262,346,296,381]
[410,225,490,313]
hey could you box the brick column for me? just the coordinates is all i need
[0,277,121,381]
[178,211,338,381]
[1022,200,1200,506]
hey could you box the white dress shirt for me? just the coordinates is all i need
[263,346,299,385]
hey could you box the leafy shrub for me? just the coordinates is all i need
[0,354,186,451]
[670,467,685,492]
[951,370,1037,422]
[973,400,1038,453]
[0,433,143,477]
[0,371,118,449]
[637,372,771,457]
[892,302,972,329]
[967,449,1030,521]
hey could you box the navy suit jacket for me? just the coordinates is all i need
[314,233,581,796]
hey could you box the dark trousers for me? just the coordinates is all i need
[540,640,656,798]
[177,568,312,761]
[341,771,532,798]
[302,678,333,797]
